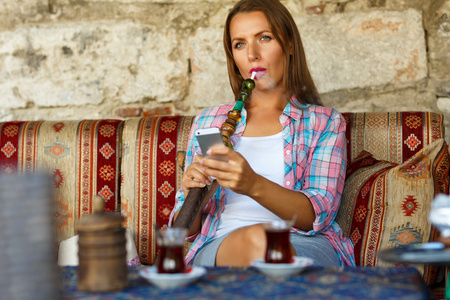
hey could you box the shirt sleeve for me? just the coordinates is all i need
[297,108,347,234]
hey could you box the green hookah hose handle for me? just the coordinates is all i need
[220,78,255,147]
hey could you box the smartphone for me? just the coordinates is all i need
[195,127,228,162]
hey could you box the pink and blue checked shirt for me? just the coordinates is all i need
[169,101,355,267]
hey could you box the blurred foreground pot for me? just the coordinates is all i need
[77,196,128,292]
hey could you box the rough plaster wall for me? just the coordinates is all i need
[298,9,427,93]
[0,0,449,141]
[0,21,187,106]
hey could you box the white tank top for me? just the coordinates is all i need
[214,131,285,239]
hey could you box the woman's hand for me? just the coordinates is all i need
[202,146,315,231]
[438,235,450,248]
[181,155,212,197]
[175,154,217,235]
[201,146,259,197]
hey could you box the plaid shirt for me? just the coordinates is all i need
[169,101,355,266]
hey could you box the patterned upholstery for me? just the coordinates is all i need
[336,140,449,285]
[339,112,449,285]
[0,120,123,244]
[120,116,194,265]
[0,111,448,286]
[122,111,448,267]
[342,112,445,164]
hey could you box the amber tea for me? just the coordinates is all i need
[263,220,294,264]
[157,244,185,274]
[155,227,187,274]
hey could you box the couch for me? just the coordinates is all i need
[0,112,448,288]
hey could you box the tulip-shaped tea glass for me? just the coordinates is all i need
[156,227,187,273]
[263,219,294,264]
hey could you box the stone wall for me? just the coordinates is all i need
[1,0,449,141]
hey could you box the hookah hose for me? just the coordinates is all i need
[173,75,256,230]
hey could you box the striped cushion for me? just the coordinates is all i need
[120,116,194,265]
[340,112,448,285]
[336,139,450,285]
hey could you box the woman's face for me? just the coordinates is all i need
[229,11,285,93]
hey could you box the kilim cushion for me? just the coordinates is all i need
[335,138,450,285]
[120,116,194,265]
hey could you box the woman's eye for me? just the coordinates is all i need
[234,42,244,49]
[261,35,272,41]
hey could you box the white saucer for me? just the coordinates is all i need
[251,256,313,278]
[139,266,206,289]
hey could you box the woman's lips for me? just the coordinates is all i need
[250,68,266,79]
[250,67,266,73]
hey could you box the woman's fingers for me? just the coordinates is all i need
[182,173,206,197]
[202,146,256,194]
[181,155,212,194]
[189,167,211,186]
[206,146,233,159]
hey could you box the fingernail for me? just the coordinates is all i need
[208,176,213,182]
[199,183,206,187]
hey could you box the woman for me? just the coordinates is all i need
[169,0,355,267]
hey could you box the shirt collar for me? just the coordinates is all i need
[280,100,308,124]
[230,100,308,144]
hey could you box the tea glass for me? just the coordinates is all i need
[156,227,187,274]
[263,219,294,264]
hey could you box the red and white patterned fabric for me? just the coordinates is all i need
[338,112,450,285]
[120,116,193,265]
[342,112,445,164]
[0,120,123,244]
[1,111,449,288]
[337,140,449,285]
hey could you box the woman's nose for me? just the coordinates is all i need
[247,43,260,62]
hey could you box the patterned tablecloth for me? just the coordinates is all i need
[61,266,429,300]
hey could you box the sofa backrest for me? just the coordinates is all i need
[0,120,123,244]
[342,111,445,164]
[0,111,446,267]
[121,111,447,265]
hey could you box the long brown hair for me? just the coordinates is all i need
[223,0,323,106]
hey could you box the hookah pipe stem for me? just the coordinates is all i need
[173,73,256,230]
[221,73,256,148]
